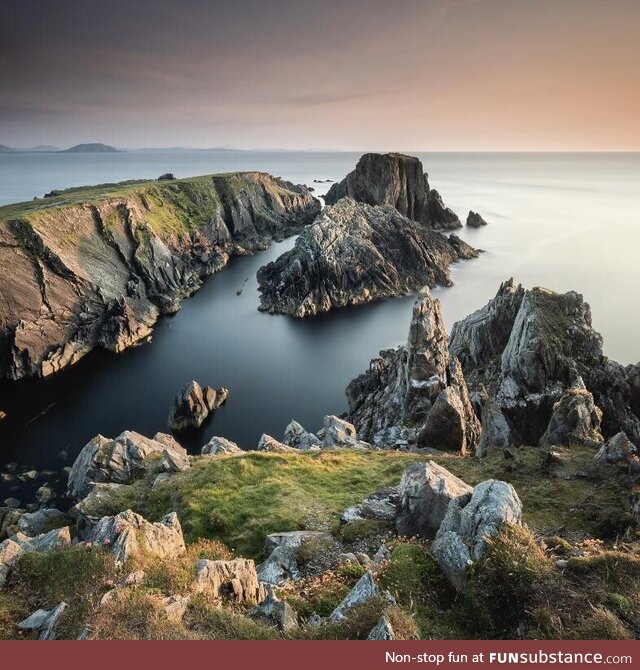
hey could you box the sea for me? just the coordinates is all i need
[0,149,638,504]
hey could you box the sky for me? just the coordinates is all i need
[1,0,639,151]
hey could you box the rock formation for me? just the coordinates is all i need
[324,153,461,230]
[346,289,480,451]
[192,558,265,604]
[68,430,188,500]
[466,211,488,228]
[256,198,478,317]
[168,380,228,431]
[201,436,244,456]
[539,385,603,448]
[0,172,319,379]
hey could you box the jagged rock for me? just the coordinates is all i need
[0,539,24,587]
[257,198,477,317]
[593,432,638,465]
[372,544,392,569]
[477,400,518,457]
[321,415,370,449]
[162,594,191,623]
[18,602,67,640]
[35,484,55,504]
[626,364,640,418]
[367,612,396,640]
[201,436,244,456]
[466,211,488,228]
[329,571,380,622]
[341,487,399,524]
[347,290,478,452]
[251,585,298,633]
[256,434,298,453]
[69,483,123,539]
[447,234,479,260]
[0,508,24,539]
[539,386,603,448]
[324,153,461,230]
[157,173,175,181]
[396,461,473,537]
[283,420,321,450]
[258,531,331,585]
[18,526,71,553]
[192,558,265,604]
[89,510,185,566]
[0,173,319,380]
[68,430,187,500]
[168,380,228,431]
[161,447,190,472]
[432,480,522,592]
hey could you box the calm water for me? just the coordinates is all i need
[0,150,639,505]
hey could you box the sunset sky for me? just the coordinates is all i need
[1,0,639,151]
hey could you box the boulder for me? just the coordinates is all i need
[18,602,67,640]
[477,400,518,457]
[539,386,604,448]
[251,585,298,633]
[341,487,399,524]
[329,571,381,622]
[466,211,488,228]
[257,198,476,318]
[258,531,331,585]
[69,483,123,539]
[168,380,228,431]
[0,539,24,587]
[89,510,186,566]
[192,558,265,604]
[201,436,244,456]
[322,415,370,449]
[162,594,191,623]
[283,420,321,450]
[431,480,522,592]
[593,432,638,465]
[68,430,188,500]
[256,434,298,453]
[367,612,396,640]
[396,462,473,537]
[161,447,190,472]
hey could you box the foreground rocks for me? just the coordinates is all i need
[347,288,480,451]
[324,153,461,230]
[0,172,319,380]
[431,479,522,592]
[193,558,265,604]
[168,380,228,431]
[18,603,68,640]
[68,430,188,500]
[257,198,478,317]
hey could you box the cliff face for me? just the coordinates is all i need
[256,198,478,318]
[324,153,461,230]
[0,173,319,379]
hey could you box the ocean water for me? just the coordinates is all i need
[0,150,638,504]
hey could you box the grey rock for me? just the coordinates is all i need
[69,483,123,539]
[477,400,518,457]
[372,544,392,569]
[466,211,488,228]
[168,380,228,431]
[161,447,190,472]
[322,415,370,449]
[162,594,191,623]
[432,479,522,592]
[3,497,21,509]
[396,461,473,537]
[193,558,265,604]
[283,420,321,450]
[19,602,68,640]
[251,585,298,633]
[539,386,604,448]
[330,571,379,622]
[35,484,55,504]
[341,487,399,524]
[256,434,299,453]
[0,538,25,587]
[367,612,396,640]
[201,436,244,456]
[68,430,188,500]
[258,531,331,585]
[89,510,186,566]
[257,198,476,317]
[593,432,638,465]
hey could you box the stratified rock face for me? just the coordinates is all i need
[396,461,472,537]
[431,480,522,592]
[466,211,488,228]
[346,289,480,451]
[0,172,319,379]
[168,380,227,432]
[68,430,188,500]
[324,153,461,230]
[256,198,477,317]
[89,510,186,566]
[450,281,640,448]
[539,386,603,448]
[192,558,265,604]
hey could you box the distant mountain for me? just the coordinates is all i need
[62,143,120,153]
[28,145,60,152]
[0,145,15,153]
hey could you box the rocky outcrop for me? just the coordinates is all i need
[257,531,331,585]
[257,198,477,318]
[283,420,321,450]
[68,430,187,500]
[342,487,399,524]
[89,510,186,566]
[329,571,382,622]
[168,380,228,431]
[256,434,299,453]
[0,172,319,380]
[539,385,603,448]
[251,585,298,633]
[16,508,69,536]
[192,558,265,604]
[367,613,396,640]
[320,415,370,449]
[18,602,68,640]
[431,480,522,592]
[201,436,244,456]
[346,289,479,451]
[395,462,472,537]
[466,211,488,228]
[324,153,461,230]
[593,432,638,466]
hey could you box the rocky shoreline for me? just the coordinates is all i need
[0,172,319,380]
